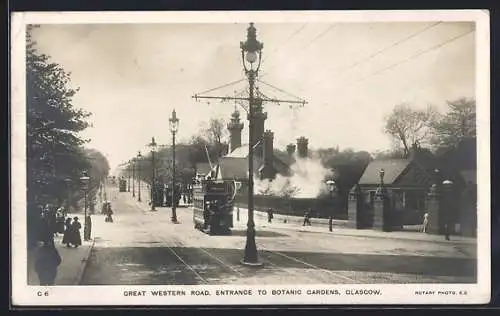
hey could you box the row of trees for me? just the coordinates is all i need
[384,98,476,157]
[122,117,229,187]
[27,25,110,247]
[123,97,475,205]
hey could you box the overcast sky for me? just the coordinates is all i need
[30,20,475,172]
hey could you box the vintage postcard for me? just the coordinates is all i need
[11,10,490,306]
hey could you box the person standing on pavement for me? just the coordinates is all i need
[267,208,274,223]
[56,209,65,235]
[70,217,82,248]
[62,218,73,247]
[34,240,62,286]
[84,215,92,241]
[302,209,311,226]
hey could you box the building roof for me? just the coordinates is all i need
[215,157,249,180]
[227,144,250,158]
[358,159,411,185]
[215,144,292,180]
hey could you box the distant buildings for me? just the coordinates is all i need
[196,106,310,184]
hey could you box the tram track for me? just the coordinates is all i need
[153,221,360,285]
[118,192,357,285]
[258,245,358,284]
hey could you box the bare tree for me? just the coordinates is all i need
[430,98,476,150]
[200,118,229,159]
[384,103,438,157]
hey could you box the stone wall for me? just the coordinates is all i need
[234,194,346,219]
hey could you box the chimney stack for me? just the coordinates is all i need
[297,137,308,158]
[227,108,244,153]
[286,143,296,156]
[260,130,276,179]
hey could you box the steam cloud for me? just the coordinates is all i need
[254,154,334,198]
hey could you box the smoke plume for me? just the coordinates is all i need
[254,154,334,198]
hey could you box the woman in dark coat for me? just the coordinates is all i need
[35,240,62,285]
[70,217,82,248]
[62,218,72,247]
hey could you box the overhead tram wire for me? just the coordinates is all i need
[262,24,339,77]
[323,28,475,98]
[262,24,307,64]
[309,21,443,87]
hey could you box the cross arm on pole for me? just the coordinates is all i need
[192,94,307,105]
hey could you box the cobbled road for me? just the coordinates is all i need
[80,186,476,285]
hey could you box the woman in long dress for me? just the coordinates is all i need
[70,217,82,248]
[62,218,72,247]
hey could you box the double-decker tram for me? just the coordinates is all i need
[119,178,127,192]
[192,179,236,235]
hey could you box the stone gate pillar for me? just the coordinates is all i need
[373,169,392,232]
[347,184,364,229]
[426,184,441,234]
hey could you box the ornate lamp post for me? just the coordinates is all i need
[169,109,179,223]
[64,178,72,215]
[240,22,264,266]
[132,157,136,198]
[80,172,90,240]
[326,179,338,232]
[442,179,454,241]
[137,151,142,202]
[103,176,108,202]
[148,137,158,211]
[127,161,131,192]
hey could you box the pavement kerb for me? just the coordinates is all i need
[291,226,475,246]
[74,238,96,285]
[235,207,476,246]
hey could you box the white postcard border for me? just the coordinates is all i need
[10,10,490,306]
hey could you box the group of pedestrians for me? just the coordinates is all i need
[62,216,83,247]
[33,203,91,286]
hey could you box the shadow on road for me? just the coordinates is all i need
[229,229,290,238]
[81,245,477,285]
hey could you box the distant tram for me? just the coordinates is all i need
[192,179,236,235]
[119,179,127,192]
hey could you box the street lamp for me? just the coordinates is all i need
[132,157,136,198]
[240,22,264,266]
[80,172,90,241]
[63,178,72,215]
[148,137,158,211]
[137,151,142,202]
[127,161,131,192]
[326,179,338,232]
[169,109,179,223]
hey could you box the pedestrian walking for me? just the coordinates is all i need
[183,194,187,205]
[62,218,73,247]
[39,210,53,244]
[34,240,62,286]
[267,208,274,223]
[302,209,311,226]
[105,203,114,223]
[70,217,82,248]
[56,209,65,235]
[421,212,429,233]
[84,215,92,241]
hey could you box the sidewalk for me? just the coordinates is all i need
[233,206,476,245]
[27,218,95,286]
